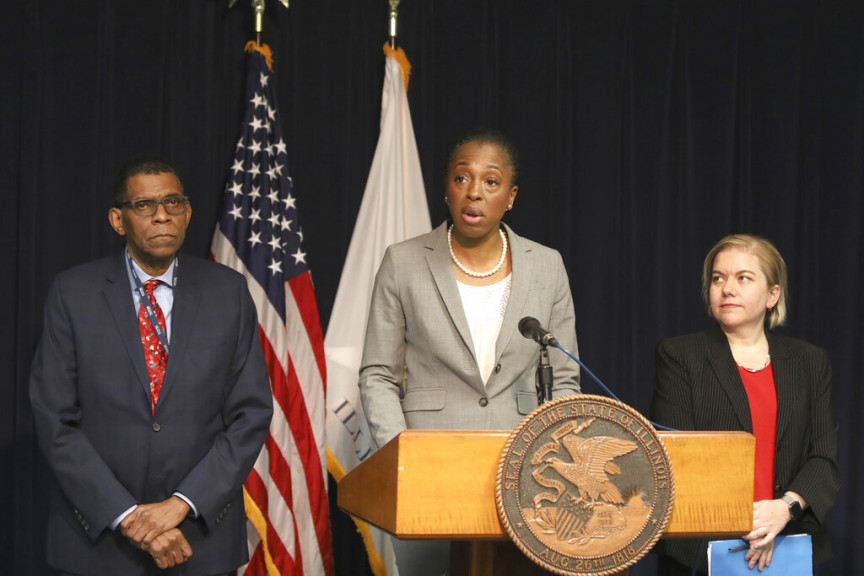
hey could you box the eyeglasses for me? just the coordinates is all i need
[117,195,189,217]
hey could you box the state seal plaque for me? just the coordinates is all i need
[495,395,674,575]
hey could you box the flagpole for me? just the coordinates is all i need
[253,0,264,46]
[227,0,290,45]
[389,0,399,49]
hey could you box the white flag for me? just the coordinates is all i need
[324,45,431,576]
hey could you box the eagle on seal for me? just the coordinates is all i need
[545,426,637,505]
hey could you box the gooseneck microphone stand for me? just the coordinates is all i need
[535,344,554,405]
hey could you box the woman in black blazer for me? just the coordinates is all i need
[650,234,839,575]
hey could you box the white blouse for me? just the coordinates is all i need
[456,274,512,385]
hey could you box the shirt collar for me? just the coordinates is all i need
[125,248,177,287]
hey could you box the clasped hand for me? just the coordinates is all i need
[741,498,791,572]
[120,496,193,569]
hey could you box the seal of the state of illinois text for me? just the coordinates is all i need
[496,395,674,575]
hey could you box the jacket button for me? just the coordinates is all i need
[494,363,501,373]
[479,397,488,407]
[152,422,161,432]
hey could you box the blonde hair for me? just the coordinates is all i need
[701,234,788,329]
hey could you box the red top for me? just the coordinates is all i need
[738,364,778,502]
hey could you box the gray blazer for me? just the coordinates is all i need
[360,222,581,448]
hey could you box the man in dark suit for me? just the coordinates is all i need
[29,156,273,575]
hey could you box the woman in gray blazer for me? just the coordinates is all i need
[359,129,582,575]
[360,132,579,446]
[360,130,581,452]
[651,234,839,575]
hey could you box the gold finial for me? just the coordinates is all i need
[227,0,290,44]
[253,0,265,44]
[389,0,400,48]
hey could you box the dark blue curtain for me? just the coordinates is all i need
[2,1,861,574]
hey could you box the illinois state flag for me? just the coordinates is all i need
[324,44,431,576]
[211,42,333,576]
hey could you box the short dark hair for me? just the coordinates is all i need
[446,129,520,186]
[113,155,183,205]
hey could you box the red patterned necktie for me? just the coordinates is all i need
[139,279,167,414]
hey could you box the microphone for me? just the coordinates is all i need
[518,317,559,347]
[519,317,679,432]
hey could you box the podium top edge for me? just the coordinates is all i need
[395,429,753,440]
[658,430,754,440]
[396,429,513,439]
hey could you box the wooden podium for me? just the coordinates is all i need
[338,430,754,575]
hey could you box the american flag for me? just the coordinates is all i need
[210,43,333,576]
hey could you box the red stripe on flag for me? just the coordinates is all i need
[264,434,305,575]
[245,466,296,574]
[245,541,267,576]
[258,328,333,574]
[288,273,327,391]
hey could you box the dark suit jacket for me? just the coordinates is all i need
[650,327,839,572]
[29,252,273,575]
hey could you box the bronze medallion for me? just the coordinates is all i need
[496,395,674,575]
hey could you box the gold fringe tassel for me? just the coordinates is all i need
[382,43,411,92]
[245,41,274,72]
[243,485,282,576]
[326,447,389,576]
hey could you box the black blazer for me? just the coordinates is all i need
[650,327,839,571]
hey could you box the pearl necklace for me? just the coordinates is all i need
[447,224,508,278]
[737,353,771,373]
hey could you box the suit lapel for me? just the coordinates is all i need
[768,334,795,445]
[705,329,753,431]
[157,254,200,411]
[425,224,476,361]
[494,224,529,368]
[103,252,152,404]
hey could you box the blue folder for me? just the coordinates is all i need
[708,534,812,575]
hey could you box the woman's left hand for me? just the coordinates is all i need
[744,538,774,571]
[742,498,790,570]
